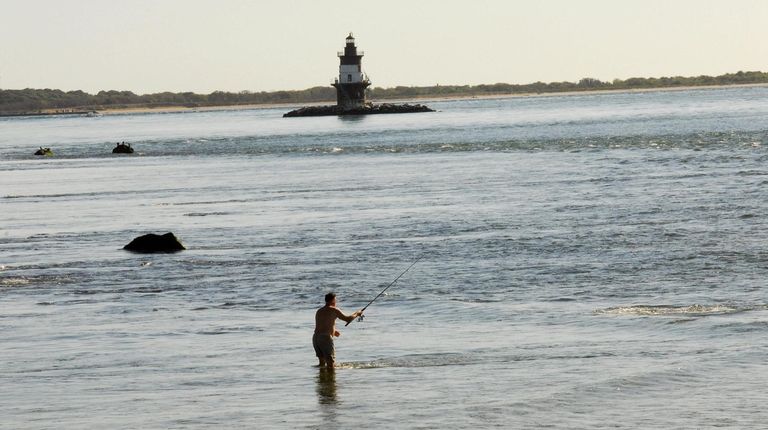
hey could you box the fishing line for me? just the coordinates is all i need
[346,254,424,326]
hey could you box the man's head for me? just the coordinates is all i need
[325,292,336,305]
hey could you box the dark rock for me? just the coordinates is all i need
[113,142,134,154]
[284,103,434,117]
[124,232,185,253]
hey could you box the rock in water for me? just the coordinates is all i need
[124,232,185,253]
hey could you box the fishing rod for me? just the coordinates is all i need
[346,254,424,326]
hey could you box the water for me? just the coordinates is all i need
[2,86,768,428]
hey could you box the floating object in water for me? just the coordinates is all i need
[112,142,134,154]
[34,147,53,156]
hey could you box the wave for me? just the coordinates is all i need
[337,352,482,369]
[337,349,618,369]
[183,211,232,217]
[0,277,31,287]
[594,304,760,317]
[0,273,79,289]
[2,129,767,161]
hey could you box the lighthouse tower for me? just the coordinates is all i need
[332,33,371,110]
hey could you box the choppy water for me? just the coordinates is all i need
[2,87,768,429]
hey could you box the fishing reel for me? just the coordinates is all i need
[357,314,365,322]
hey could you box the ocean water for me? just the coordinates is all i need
[2,86,768,429]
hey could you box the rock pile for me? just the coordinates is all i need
[284,103,434,117]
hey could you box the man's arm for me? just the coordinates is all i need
[334,308,363,323]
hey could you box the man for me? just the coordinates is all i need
[313,292,363,369]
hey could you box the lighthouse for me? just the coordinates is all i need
[332,33,371,110]
[283,33,434,117]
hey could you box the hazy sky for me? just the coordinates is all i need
[2,0,767,94]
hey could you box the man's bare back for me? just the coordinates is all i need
[315,305,347,336]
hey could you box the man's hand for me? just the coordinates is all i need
[333,329,341,337]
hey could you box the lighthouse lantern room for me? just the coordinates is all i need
[332,33,371,110]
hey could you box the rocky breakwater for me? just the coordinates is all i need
[283,103,434,117]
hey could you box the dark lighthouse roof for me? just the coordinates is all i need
[339,33,364,63]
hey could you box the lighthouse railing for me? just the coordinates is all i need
[337,51,364,57]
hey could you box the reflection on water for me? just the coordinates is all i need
[316,368,338,405]
[337,114,367,123]
[316,368,338,427]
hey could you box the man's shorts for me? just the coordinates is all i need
[313,333,335,361]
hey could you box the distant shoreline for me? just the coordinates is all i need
[101,82,768,116]
[5,82,768,117]
[407,82,768,103]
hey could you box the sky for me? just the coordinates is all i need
[1,0,767,94]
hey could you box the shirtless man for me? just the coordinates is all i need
[313,292,363,369]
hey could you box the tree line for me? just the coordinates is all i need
[2,71,767,114]
[367,71,768,98]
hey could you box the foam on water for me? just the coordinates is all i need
[595,304,746,316]
[338,352,481,369]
